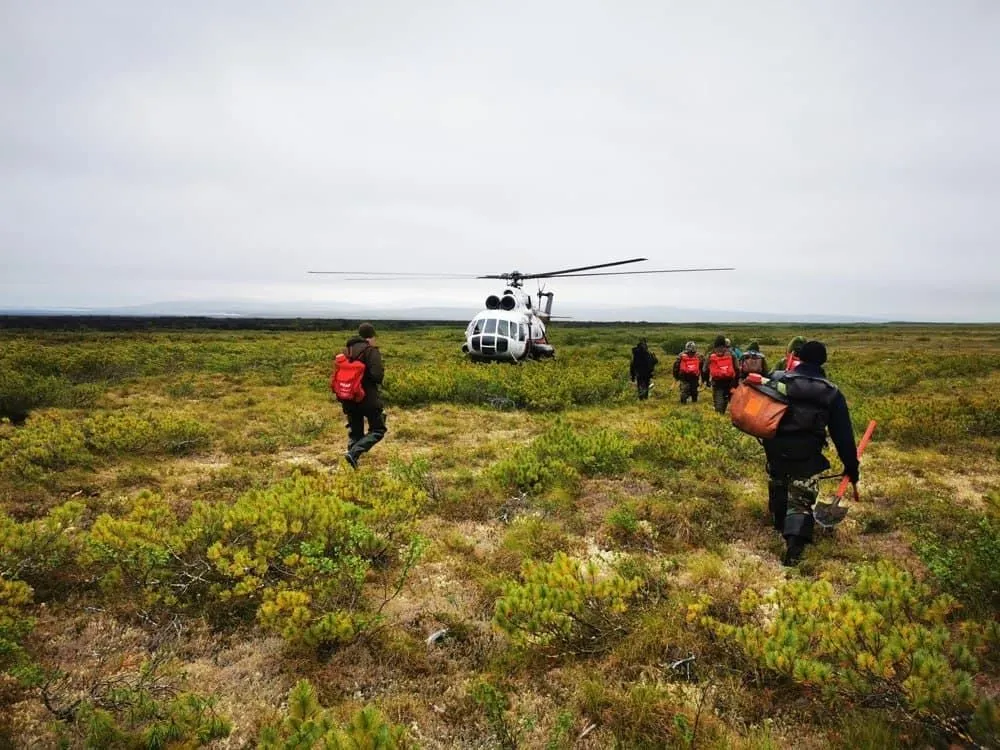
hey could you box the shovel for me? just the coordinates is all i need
[815,420,877,528]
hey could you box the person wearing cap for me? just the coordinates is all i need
[703,335,740,414]
[762,340,859,565]
[629,338,659,400]
[672,341,704,404]
[341,322,386,468]
[738,340,768,381]
[775,335,807,374]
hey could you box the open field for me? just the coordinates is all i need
[1,322,999,748]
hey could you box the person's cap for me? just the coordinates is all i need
[685,341,696,352]
[358,322,376,339]
[748,340,759,350]
[714,335,726,347]
[799,340,827,365]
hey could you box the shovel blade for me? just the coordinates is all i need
[815,502,848,528]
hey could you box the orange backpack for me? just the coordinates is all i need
[730,376,789,439]
[331,350,368,402]
[708,351,736,380]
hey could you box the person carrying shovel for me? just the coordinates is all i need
[761,340,859,566]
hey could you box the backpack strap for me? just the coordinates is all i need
[346,343,371,363]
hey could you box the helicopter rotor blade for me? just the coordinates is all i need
[535,267,735,279]
[477,257,648,280]
[308,271,477,279]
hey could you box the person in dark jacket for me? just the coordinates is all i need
[672,341,704,403]
[630,339,659,400]
[341,322,386,468]
[703,335,739,414]
[762,341,859,565]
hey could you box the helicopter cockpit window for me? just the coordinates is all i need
[484,318,497,334]
[472,319,484,335]
[497,320,509,337]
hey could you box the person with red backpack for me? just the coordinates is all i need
[672,341,704,404]
[332,322,386,469]
[738,340,768,382]
[703,335,739,414]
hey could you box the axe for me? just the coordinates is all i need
[815,420,877,528]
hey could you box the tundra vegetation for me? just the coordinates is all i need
[1,321,998,749]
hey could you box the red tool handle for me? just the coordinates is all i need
[836,420,877,500]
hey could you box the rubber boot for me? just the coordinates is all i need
[768,480,788,532]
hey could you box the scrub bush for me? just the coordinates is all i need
[494,551,642,655]
[688,562,999,747]
[258,679,412,749]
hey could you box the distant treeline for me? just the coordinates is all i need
[0,315,986,333]
[0,316,472,332]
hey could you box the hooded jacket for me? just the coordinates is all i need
[763,362,859,481]
[344,336,384,406]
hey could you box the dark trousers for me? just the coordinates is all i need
[768,471,819,564]
[711,379,737,413]
[343,401,386,458]
[636,374,652,400]
[678,376,699,403]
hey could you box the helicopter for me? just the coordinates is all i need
[308,258,734,362]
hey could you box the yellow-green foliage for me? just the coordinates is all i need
[0,500,84,585]
[83,410,212,455]
[489,421,632,494]
[0,576,35,682]
[258,679,412,749]
[632,412,758,472]
[0,411,91,481]
[494,551,642,654]
[74,687,231,749]
[82,474,426,649]
[385,352,629,410]
[689,562,998,745]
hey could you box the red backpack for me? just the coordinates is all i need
[679,352,701,376]
[708,351,736,379]
[331,349,368,402]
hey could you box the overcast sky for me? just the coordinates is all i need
[2,1,998,320]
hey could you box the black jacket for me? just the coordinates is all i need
[344,336,384,406]
[763,363,859,481]
[630,344,658,379]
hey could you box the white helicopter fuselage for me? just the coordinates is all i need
[462,288,555,362]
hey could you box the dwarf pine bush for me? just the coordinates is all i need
[494,551,642,655]
[257,679,412,749]
[82,472,426,650]
[489,421,632,494]
[688,562,998,746]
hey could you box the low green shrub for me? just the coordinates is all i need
[494,551,642,655]
[689,562,998,747]
[258,679,412,749]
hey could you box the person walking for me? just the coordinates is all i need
[336,322,386,468]
[762,341,859,565]
[738,340,768,381]
[672,341,704,404]
[630,338,659,400]
[704,335,739,414]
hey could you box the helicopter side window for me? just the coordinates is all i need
[497,320,509,337]
[473,319,484,335]
[484,318,497,334]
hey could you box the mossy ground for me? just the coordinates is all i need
[1,323,998,748]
